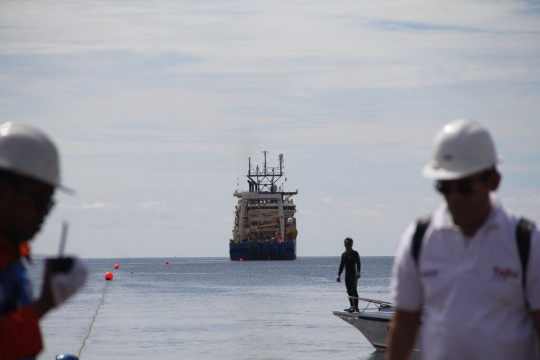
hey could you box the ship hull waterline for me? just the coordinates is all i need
[230,241,296,261]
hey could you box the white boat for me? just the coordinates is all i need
[334,297,421,353]
[333,297,394,351]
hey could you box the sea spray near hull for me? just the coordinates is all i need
[230,152,298,261]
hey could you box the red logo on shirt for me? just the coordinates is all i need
[492,266,519,280]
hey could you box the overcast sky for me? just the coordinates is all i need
[1,0,539,258]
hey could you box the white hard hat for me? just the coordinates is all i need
[422,119,499,180]
[0,122,73,193]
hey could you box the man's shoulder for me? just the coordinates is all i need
[341,250,359,258]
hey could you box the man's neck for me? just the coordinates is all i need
[459,205,493,237]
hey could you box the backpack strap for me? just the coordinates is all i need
[516,217,533,292]
[409,216,533,306]
[411,217,431,265]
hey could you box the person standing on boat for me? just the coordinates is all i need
[387,119,540,360]
[0,123,87,360]
[337,237,361,312]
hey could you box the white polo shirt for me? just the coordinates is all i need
[391,196,540,360]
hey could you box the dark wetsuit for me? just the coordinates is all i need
[338,249,361,309]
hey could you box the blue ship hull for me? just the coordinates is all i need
[230,241,296,260]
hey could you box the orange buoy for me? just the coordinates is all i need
[114,264,120,269]
[105,272,114,281]
[239,258,244,261]
[165,260,169,264]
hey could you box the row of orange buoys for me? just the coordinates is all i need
[104,263,120,280]
[104,260,170,280]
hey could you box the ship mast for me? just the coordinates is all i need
[247,151,293,195]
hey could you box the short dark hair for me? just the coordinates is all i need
[344,237,353,244]
[0,168,23,188]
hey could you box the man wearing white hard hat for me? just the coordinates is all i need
[387,119,540,360]
[0,123,87,360]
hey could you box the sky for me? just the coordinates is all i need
[1,0,539,258]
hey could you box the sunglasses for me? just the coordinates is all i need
[435,172,491,196]
[17,187,56,212]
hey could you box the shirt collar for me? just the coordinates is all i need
[484,194,503,229]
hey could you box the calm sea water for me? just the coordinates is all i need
[28,257,395,360]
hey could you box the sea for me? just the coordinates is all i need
[28,256,395,360]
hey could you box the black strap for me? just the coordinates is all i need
[516,217,533,291]
[412,217,431,265]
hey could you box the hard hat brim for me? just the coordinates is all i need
[422,158,501,180]
[57,183,76,195]
[422,164,478,180]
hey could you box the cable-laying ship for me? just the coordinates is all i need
[230,152,298,261]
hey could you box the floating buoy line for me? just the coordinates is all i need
[75,260,167,357]
[77,279,110,358]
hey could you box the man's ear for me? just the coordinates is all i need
[489,168,501,191]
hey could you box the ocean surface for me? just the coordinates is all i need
[28,256,395,360]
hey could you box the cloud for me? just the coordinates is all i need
[78,201,118,210]
[322,197,334,204]
[2,0,539,257]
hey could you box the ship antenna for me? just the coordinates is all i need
[262,150,269,175]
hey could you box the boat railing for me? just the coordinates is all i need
[348,296,393,312]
